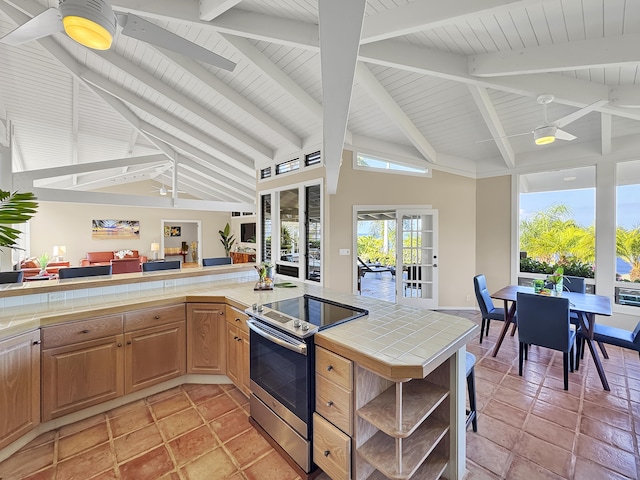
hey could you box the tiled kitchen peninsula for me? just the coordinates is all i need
[0,266,477,479]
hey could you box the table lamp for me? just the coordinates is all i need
[151,242,160,261]
[53,245,66,262]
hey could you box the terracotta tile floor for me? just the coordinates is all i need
[1,310,639,479]
[456,309,640,480]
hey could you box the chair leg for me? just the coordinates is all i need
[509,321,517,336]
[518,343,524,376]
[598,341,609,359]
[575,337,583,370]
[569,345,574,372]
[479,318,486,344]
[486,319,491,337]
[466,367,478,432]
[563,352,569,391]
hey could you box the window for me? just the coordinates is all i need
[616,160,640,285]
[259,181,322,282]
[260,167,271,179]
[355,153,430,176]
[276,158,300,175]
[305,151,321,166]
[306,184,321,282]
[518,166,595,280]
[260,194,272,263]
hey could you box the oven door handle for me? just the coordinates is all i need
[247,320,308,355]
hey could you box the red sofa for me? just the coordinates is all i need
[20,259,71,278]
[81,250,147,267]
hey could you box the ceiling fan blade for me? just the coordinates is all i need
[554,100,608,128]
[116,13,236,71]
[554,128,577,141]
[476,131,532,143]
[0,7,63,45]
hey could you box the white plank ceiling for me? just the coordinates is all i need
[2,0,640,210]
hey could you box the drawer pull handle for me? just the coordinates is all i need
[235,318,241,322]
[326,365,333,372]
[326,401,334,407]
[117,343,122,347]
[81,329,90,334]
[154,315,160,319]
[33,340,41,345]
[219,311,224,315]
[233,336,238,340]
[127,341,132,345]
[323,450,330,457]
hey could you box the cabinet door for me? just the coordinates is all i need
[125,322,185,394]
[226,324,241,388]
[42,334,124,422]
[0,330,40,449]
[187,303,225,374]
[239,328,250,397]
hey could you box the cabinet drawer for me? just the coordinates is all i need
[226,305,249,333]
[316,347,352,391]
[124,304,185,332]
[313,413,351,480]
[42,315,123,349]
[316,374,352,435]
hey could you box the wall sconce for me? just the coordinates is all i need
[151,242,160,261]
[53,245,66,262]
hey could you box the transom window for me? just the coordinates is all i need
[355,153,430,176]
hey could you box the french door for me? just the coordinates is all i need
[396,209,438,308]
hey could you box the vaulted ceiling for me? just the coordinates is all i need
[2,0,640,211]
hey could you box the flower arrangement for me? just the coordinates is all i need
[115,249,133,259]
[256,262,274,281]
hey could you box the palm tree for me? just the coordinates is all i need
[0,190,38,250]
[520,203,594,264]
[616,226,640,281]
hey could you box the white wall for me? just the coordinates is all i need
[26,202,231,266]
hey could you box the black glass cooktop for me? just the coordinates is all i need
[262,294,368,330]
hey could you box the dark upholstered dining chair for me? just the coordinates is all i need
[0,271,23,284]
[473,274,508,344]
[58,265,112,279]
[579,321,640,360]
[517,292,576,390]
[202,257,232,266]
[142,260,181,272]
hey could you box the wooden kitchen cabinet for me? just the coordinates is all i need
[41,315,124,421]
[0,330,40,449]
[186,303,226,374]
[226,305,250,396]
[125,321,185,393]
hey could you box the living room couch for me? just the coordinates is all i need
[19,259,71,278]
[81,250,147,267]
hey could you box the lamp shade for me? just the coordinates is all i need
[151,242,160,252]
[53,245,66,256]
[60,0,117,50]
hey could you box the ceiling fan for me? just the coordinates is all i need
[0,0,236,71]
[150,183,184,196]
[480,94,608,146]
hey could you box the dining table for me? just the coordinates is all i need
[490,285,613,391]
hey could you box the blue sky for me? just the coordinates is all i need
[520,185,640,229]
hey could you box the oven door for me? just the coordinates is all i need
[247,319,312,437]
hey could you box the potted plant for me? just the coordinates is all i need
[546,266,564,294]
[219,223,236,257]
[37,252,50,276]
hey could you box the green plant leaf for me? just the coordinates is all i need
[0,190,38,250]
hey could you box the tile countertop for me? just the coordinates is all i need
[0,276,478,382]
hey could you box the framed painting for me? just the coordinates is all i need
[164,226,171,237]
[170,226,181,237]
[92,220,140,240]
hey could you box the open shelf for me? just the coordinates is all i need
[357,418,449,480]
[357,380,448,437]
[365,452,448,480]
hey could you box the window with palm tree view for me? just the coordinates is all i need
[519,167,595,283]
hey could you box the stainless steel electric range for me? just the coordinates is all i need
[245,295,368,475]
